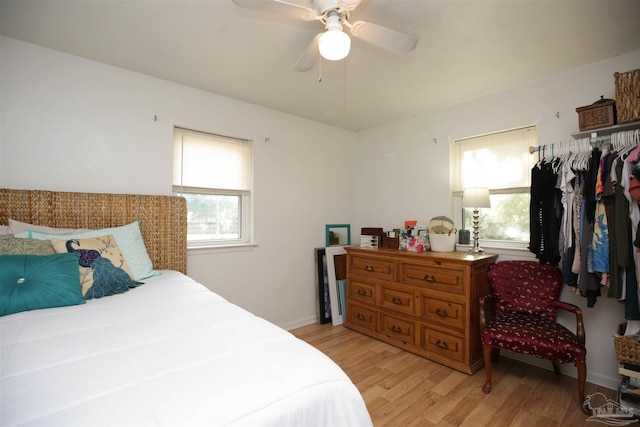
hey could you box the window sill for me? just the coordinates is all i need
[455,242,536,259]
[187,242,257,255]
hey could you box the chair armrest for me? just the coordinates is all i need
[552,300,585,345]
[479,293,497,330]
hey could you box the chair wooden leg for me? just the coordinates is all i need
[576,361,588,414]
[552,361,561,375]
[482,344,493,393]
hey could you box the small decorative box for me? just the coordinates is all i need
[360,235,379,248]
[575,96,616,131]
[399,232,429,252]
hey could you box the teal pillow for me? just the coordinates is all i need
[16,221,159,280]
[0,253,86,316]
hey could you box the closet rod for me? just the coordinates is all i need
[528,134,611,154]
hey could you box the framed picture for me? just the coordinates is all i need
[314,248,331,324]
[325,245,347,326]
[326,224,351,247]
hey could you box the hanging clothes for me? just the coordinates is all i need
[590,149,610,280]
[530,130,640,312]
[579,148,603,306]
[623,159,640,320]
[571,172,586,276]
[529,160,562,265]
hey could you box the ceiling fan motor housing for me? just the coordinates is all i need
[314,0,348,19]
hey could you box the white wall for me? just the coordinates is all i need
[355,49,640,390]
[0,36,357,329]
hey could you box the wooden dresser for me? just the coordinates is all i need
[344,246,498,374]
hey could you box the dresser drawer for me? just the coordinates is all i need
[346,302,377,332]
[420,295,464,330]
[419,326,464,362]
[349,255,395,281]
[400,262,465,294]
[347,279,377,306]
[380,313,415,346]
[380,283,415,316]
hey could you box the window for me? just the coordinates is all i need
[172,127,253,247]
[450,125,538,247]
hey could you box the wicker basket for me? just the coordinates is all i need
[614,68,640,124]
[575,97,616,131]
[614,323,640,365]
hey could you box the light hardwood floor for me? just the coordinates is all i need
[291,323,618,427]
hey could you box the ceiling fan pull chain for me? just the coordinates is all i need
[318,55,323,83]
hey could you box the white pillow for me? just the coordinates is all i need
[8,219,87,235]
[16,220,159,280]
[0,225,10,235]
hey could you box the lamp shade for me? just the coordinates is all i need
[318,29,351,61]
[462,187,491,208]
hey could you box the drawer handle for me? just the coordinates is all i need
[391,325,402,333]
[436,340,448,350]
[392,297,402,305]
[364,265,374,272]
[436,308,448,318]
[424,274,436,282]
[357,289,367,296]
[356,313,366,321]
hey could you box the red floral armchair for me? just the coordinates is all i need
[479,260,587,412]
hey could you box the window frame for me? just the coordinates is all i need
[172,127,254,249]
[452,187,532,251]
[450,125,538,251]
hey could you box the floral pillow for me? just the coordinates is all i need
[0,235,55,255]
[50,235,143,299]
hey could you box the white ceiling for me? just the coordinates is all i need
[1,0,639,132]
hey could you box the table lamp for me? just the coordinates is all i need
[462,187,491,253]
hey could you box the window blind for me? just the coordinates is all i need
[172,127,252,191]
[450,125,538,192]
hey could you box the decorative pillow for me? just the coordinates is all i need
[0,225,10,235]
[8,219,87,235]
[0,235,56,255]
[50,235,143,299]
[0,253,86,316]
[17,220,158,280]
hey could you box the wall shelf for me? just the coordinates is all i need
[572,120,640,139]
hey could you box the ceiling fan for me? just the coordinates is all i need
[232,0,417,71]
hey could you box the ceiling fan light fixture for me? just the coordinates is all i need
[319,28,351,61]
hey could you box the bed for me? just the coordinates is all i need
[0,189,372,426]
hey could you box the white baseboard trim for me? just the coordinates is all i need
[281,316,317,331]
[502,352,618,391]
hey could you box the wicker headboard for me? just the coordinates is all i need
[0,189,187,274]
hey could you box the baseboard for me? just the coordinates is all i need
[503,352,619,391]
[281,316,317,331]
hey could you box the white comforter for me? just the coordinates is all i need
[0,271,372,426]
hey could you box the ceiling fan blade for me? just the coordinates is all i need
[350,20,417,54]
[232,0,315,19]
[294,33,321,72]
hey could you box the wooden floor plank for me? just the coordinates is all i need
[291,323,618,427]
